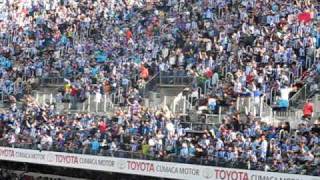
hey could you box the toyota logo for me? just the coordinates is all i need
[117,160,126,170]
[202,168,214,179]
[46,153,55,163]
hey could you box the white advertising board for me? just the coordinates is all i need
[0,147,319,180]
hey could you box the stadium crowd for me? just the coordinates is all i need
[0,0,319,177]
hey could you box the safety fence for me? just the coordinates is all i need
[289,83,311,108]
[159,71,194,86]
[235,95,304,123]
[39,76,65,87]
[140,72,160,98]
[0,80,30,107]
[0,90,4,108]
[35,91,116,114]
[170,90,223,125]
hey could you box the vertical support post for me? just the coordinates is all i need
[104,95,107,112]
[183,96,186,114]
[43,94,46,105]
[68,95,71,110]
[248,97,251,113]
[304,86,307,100]
[88,94,91,112]
[236,96,240,111]
[82,99,85,111]
[218,106,222,123]
[50,94,53,104]
[259,96,263,117]
[173,98,176,115]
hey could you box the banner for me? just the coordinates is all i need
[0,147,318,180]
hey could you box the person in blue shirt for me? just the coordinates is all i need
[91,139,100,155]
[95,51,107,63]
[188,144,196,157]
[91,66,100,77]
[179,142,189,162]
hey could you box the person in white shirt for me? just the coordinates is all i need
[211,71,219,88]
[234,79,242,95]
[216,138,224,151]
[280,85,293,101]
[260,135,268,160]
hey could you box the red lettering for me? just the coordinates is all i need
[226,171,231,180]
[149,163,155,172]
[239,172,243,179]
[215,169,220,179]
[243,173,248,180]
[55,155,79,164]
[141,162,146,171]
[74,156,79,164]
[127,161,155,172]
[220,170,226,179]
[231,171,238,180]
[215,169,249,180]
[66,156,70,163]
[130,161,136,169]
[0,149,14,157]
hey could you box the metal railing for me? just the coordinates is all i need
[260,101,273,119]
[159,71,193,86]
[180,122,218,131]
[39,77,65,87]
[171,92,186,115]
[140,72,160,98]
[269,87,278,106]
[171,91,223,124]
[0,90,4,108]
[234,94,303,124]
[236,96,265,117]
[35,92,115,114]
[289,83,310,108]
[305,56,314,70]
[288,71,295,84]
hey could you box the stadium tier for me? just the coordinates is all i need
[0,0,319,179]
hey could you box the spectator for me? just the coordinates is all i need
[303,99,314,120]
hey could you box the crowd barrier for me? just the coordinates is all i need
[0,90,4,108]
[39,77,65,86]
[289,83,310,108]
[141,72,160,98]
[236,96,265,117]
[0,147,317,180]
[35,92,115,114]
[159,71,193,86]
[180,122,218,132]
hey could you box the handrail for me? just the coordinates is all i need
[297,64,303,78]
[141,72,159,97]
[172,92,184,114]
[288,71,294,84]
[261,101,273,119]
[159,71,193,85]
[35,92,115,114]
[289,83,309,107]
[269,87,277,106]
[204,80,211,95]
[306,56,312,70]
[146,72,159,84]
